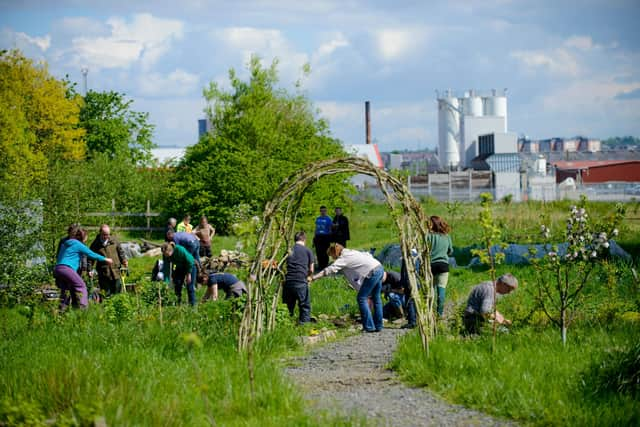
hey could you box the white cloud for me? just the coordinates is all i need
[0,28,51,52]
[218,27,286,52]
[69,13,183,70]
[316,101,361,124]
[314,32,349,59]
[564,35,597,51]
[375,27,429,62]
[138,69,200,96]
[511,48,579,76]
[55,17,107,36]
[213,27,309,86]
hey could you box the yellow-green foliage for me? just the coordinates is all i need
[0,50,85,201]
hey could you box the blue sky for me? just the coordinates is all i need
[1,0,639,151]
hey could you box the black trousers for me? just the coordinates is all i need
[313,234,332,270]
[463,312,485,335]
[283,284,311,324]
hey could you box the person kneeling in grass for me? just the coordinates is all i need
[463,273,518,335]
[198,272,247,301]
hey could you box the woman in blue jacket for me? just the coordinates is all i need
[55,228,113,310]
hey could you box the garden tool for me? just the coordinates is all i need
[120,266,128,294]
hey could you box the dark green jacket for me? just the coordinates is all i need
[90,236,126,280]
[163,244,194,283]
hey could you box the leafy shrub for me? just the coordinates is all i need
[103,293,135,323]
[0,397,45,426]
[0,202,49,307]
[138,279,176,307]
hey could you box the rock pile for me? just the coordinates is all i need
[201,249,250,272]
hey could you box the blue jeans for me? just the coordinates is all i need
[357,266,384,331]
[174,264,197,306]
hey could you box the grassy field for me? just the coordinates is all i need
[2,198,639,425]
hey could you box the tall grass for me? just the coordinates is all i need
[392,325,640,426]
[0,304,359,426]
[4,199,639,425]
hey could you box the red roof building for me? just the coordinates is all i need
[553,160,640,183]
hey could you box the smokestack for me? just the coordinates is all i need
[365,101,371,144]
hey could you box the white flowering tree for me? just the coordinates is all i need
[532,198,625,345]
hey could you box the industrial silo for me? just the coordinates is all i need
[483,89,507,131]
[437,92,460,169]
[461,90,483,117]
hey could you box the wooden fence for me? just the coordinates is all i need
[84,200,162,233]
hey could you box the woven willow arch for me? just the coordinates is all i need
[238,156,435,353]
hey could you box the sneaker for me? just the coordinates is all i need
[401,323,416,329]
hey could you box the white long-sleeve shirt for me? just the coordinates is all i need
[321,248,382,290]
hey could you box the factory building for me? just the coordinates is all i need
[437,89,508,170]
[553,160,640,184]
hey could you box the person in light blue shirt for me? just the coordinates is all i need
[313,205,333,270]
[54,228,113,310]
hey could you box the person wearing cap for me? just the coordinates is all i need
[463,273,518,335]
[310,243,384,333]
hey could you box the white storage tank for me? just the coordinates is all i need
[437,93,460,169]
[461,90,483,117]
[483,89,507,131]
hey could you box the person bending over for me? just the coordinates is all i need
[463,273,518,335]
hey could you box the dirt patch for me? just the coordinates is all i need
[286,327,515,426]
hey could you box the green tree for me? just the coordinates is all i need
[532,199,625,345]
[79,90,155,165]
[168,57,348,232]
[0,50,85,201]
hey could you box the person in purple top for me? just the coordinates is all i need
[54,228,113,310]
[313,205,333,270]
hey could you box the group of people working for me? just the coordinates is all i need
[161,214,246,306]
[284,211,518,335]
[53,209,517,335]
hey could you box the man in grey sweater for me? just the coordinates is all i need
[463,273,518,335]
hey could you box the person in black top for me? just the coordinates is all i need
[331,207,350,247]
[284,231,315,324]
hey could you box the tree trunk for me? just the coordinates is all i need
[561,307,567,345]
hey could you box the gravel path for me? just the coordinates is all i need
[285,327,515,426]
